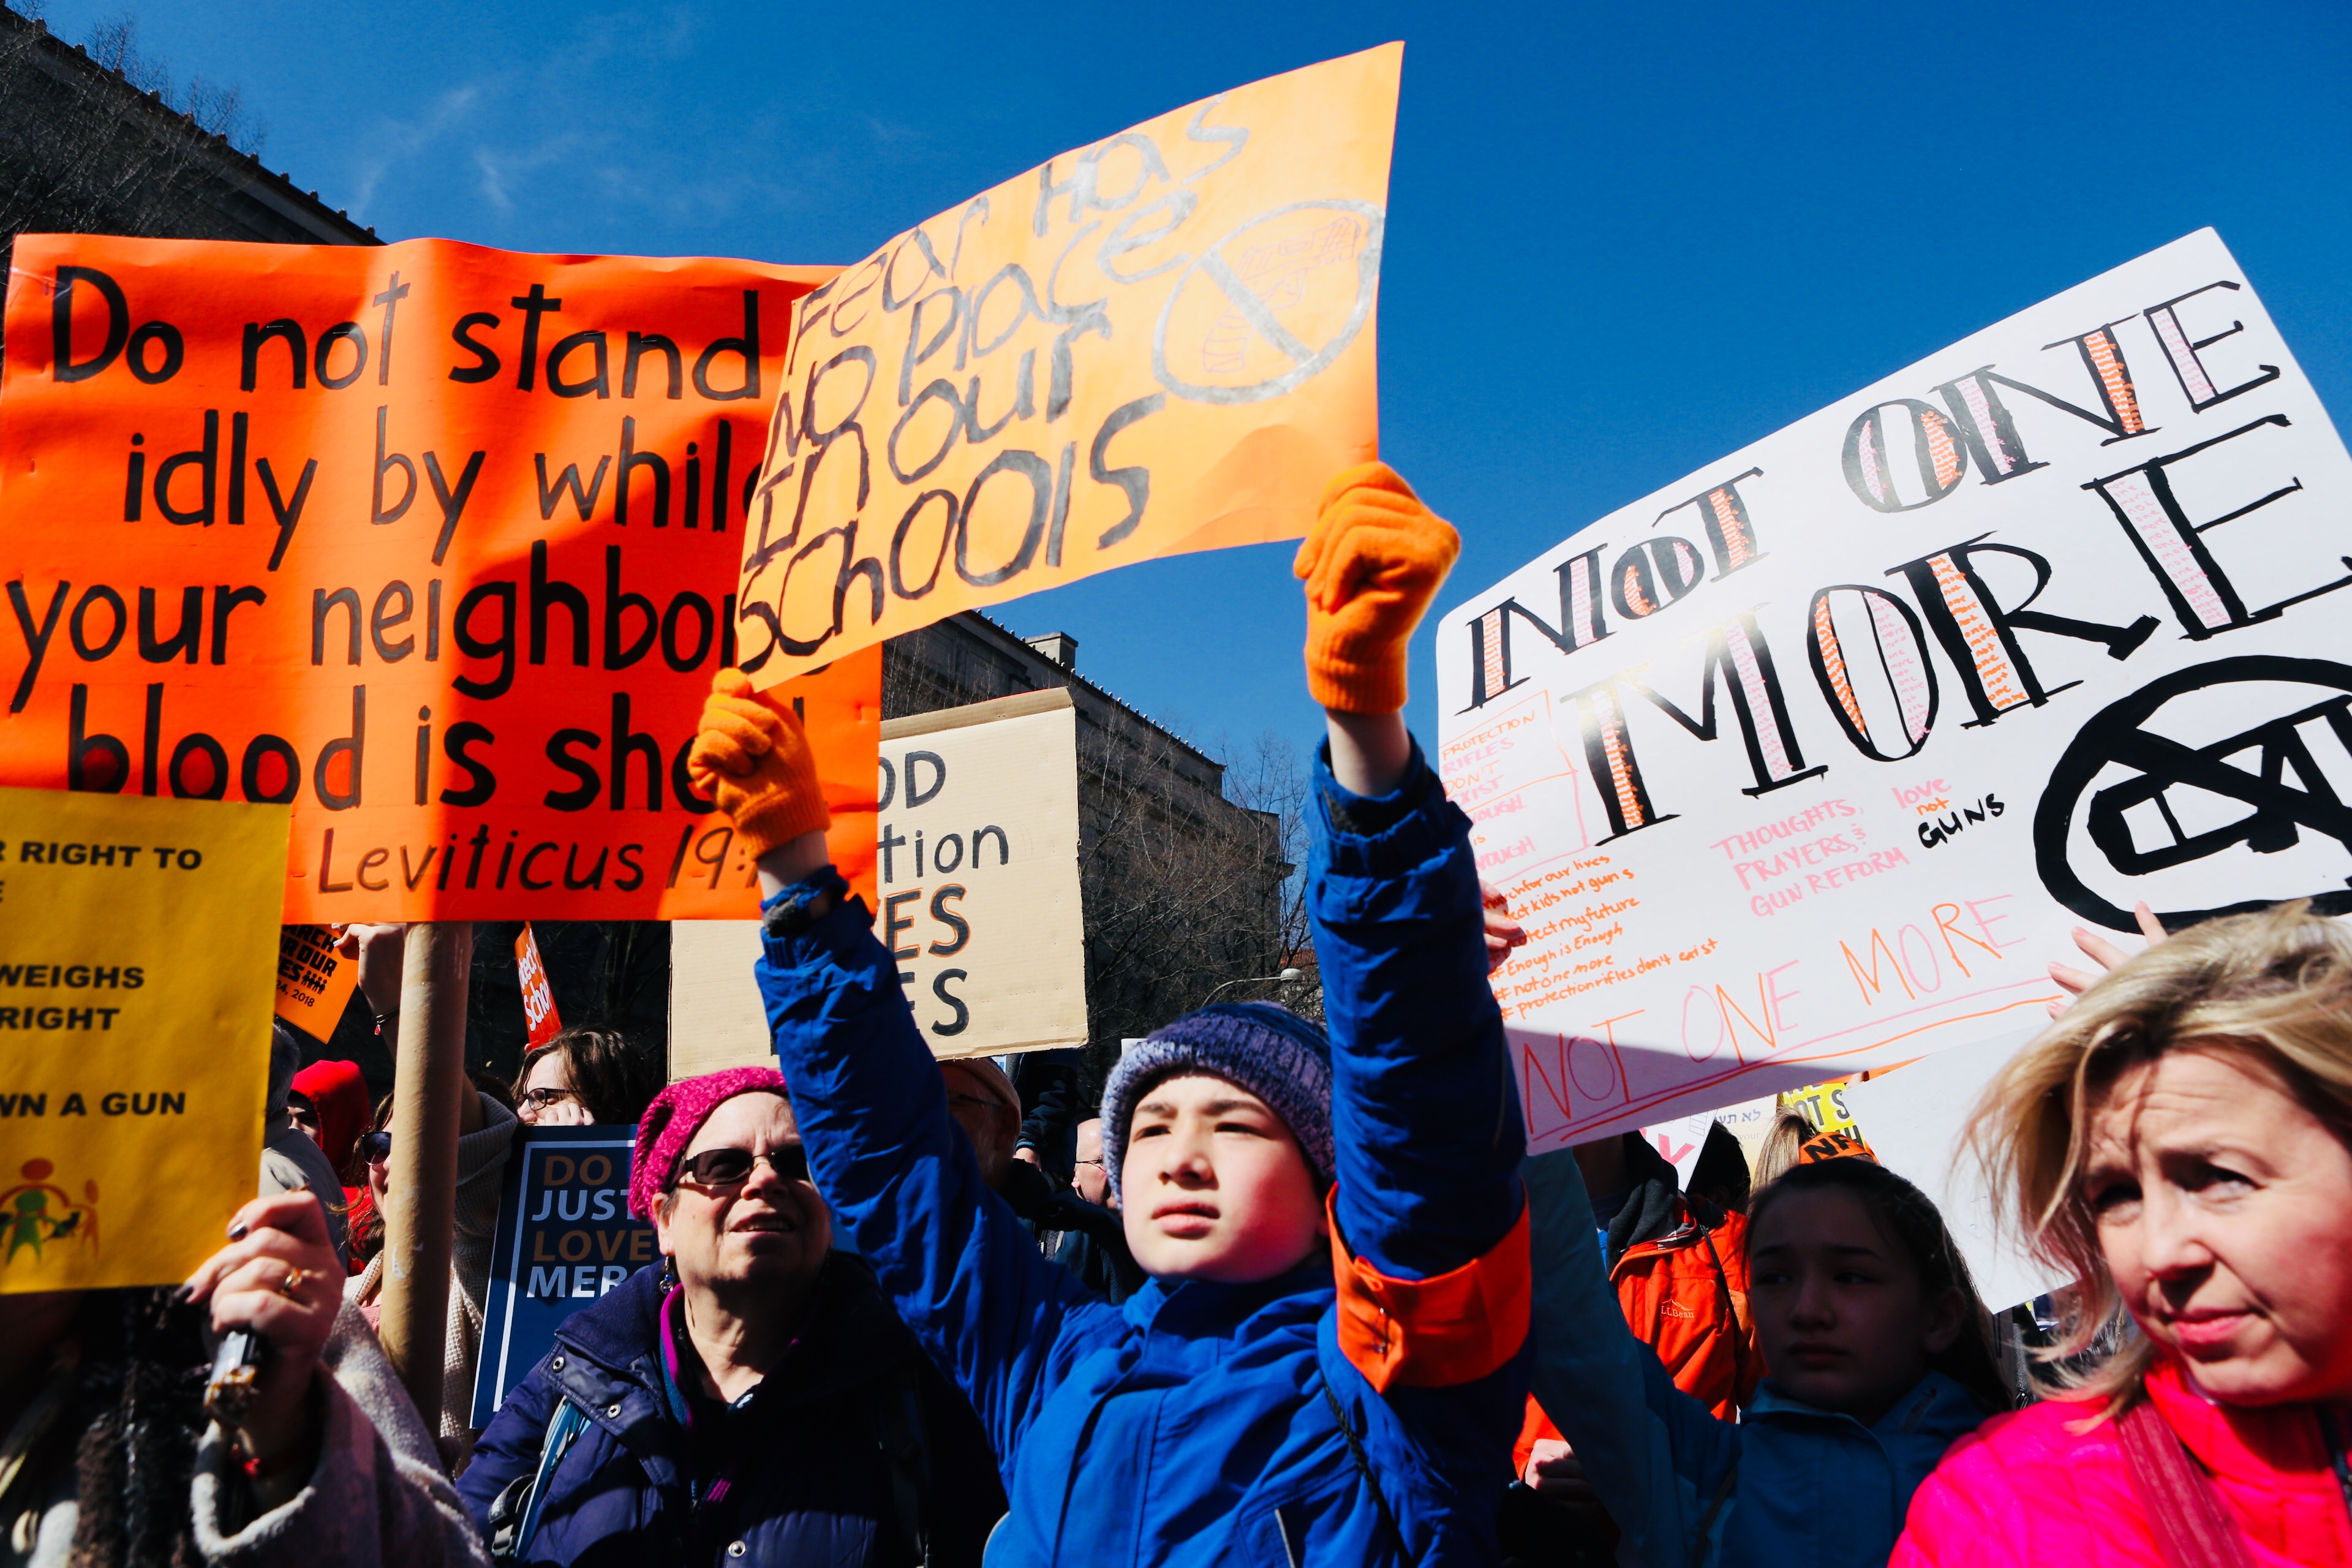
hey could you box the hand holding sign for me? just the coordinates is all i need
[687,668,830,859]
[181,1189,342,1479]
[1296,461,1460,714]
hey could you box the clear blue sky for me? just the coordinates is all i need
[40,0,2351,772]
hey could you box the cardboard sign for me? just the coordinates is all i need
[273,922,356,1037]
[514,921,560,1046]
[470,1124,654,1426]
[0,783,289,1291]
[1437,229,2352,1147]
[878,689,1087,1057]
[734,45,1398,687]
[667,916,768,1080]
[0,235,881,919]
[668,686,1090,1072]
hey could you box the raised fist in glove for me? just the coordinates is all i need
[1294,462,1461,714]
[687,668,829,859]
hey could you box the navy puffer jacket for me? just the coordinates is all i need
[456,1255,1004,1566]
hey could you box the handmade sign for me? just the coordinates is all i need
[515,921,560,1046]
[273,922,355,1037]
[1438,228,2352,1147]
[0,235,880,919]
[734,45,1398,687]
[0,783,290,1291]
[470,1124,653,1426]
[668,686,1090,1072]
[876,688,1087,1057]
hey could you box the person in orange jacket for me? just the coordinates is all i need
[1513,1129,1760,1510]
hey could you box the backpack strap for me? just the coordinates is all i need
[1316,1371,1411,1566]
[489,1396,590,1562]
[2115,1395,2257,1568]
[1689,1460,1738,1568]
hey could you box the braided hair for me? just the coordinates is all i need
[1747,1157,2010,1414]
[65,1287,212,1567]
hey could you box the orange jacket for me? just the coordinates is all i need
[1514,1155,1760,1474]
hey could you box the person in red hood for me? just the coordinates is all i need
[1896,900,2352,1567]
[289,1058,372,1271]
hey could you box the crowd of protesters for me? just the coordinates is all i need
[7,464,2352,1567]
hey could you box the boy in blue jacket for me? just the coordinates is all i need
[688,463,1530,1567]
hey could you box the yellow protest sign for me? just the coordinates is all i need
[734,43,1400,686]
[0,784,290,1291]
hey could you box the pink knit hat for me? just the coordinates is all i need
[629,1065,788,1219]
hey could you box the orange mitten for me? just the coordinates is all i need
[1293,462,1461,714]
[686,669,830,859]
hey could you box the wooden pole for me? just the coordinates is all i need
[378,921,472,1432]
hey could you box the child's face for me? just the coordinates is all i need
[1120,1072,1326,1284]
[1750,1186,1961,1425]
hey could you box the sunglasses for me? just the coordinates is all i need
[669,1144,810,1190]
[360,1130,393,1166]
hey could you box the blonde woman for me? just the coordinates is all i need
[1894,900,2352,1567]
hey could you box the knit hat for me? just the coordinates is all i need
[1099,1003,1332,1204]
[630,1066,788,1219]
[290,1058,371,1177]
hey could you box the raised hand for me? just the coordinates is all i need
[687,668,831,860]
[2046,901,2168,1018]
[1483,883,1529,976]
[1294,461,1461,716]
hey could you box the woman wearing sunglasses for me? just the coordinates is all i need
[456,1067,1004,1566]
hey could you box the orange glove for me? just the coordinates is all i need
[686,669,830,859]
[1294,462,1461,714]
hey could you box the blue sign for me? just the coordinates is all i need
[471,1126,658,1428]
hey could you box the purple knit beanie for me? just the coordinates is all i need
[1099,1003,1333,1204]
[630,1065,788,1219]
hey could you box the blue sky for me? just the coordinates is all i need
[40,0,2351,773]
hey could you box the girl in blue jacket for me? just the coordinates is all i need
[685,462,1532,1567]
[1520,1147,2007,1568]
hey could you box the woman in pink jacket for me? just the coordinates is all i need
[1894,900,2352,1567]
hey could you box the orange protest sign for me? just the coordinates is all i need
[0,236,879,918]
[733,44,1399,686]
[514,922,560,1046]
[273,922,357,1037]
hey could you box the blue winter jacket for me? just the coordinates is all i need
[756,740,1530,1568]
[455,1256,1005,1566]
[1521,1150,1987,1568]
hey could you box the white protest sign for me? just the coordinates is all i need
[1438,228,2352,1150]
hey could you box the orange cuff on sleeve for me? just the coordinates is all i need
[1330,1187,1531,1392]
